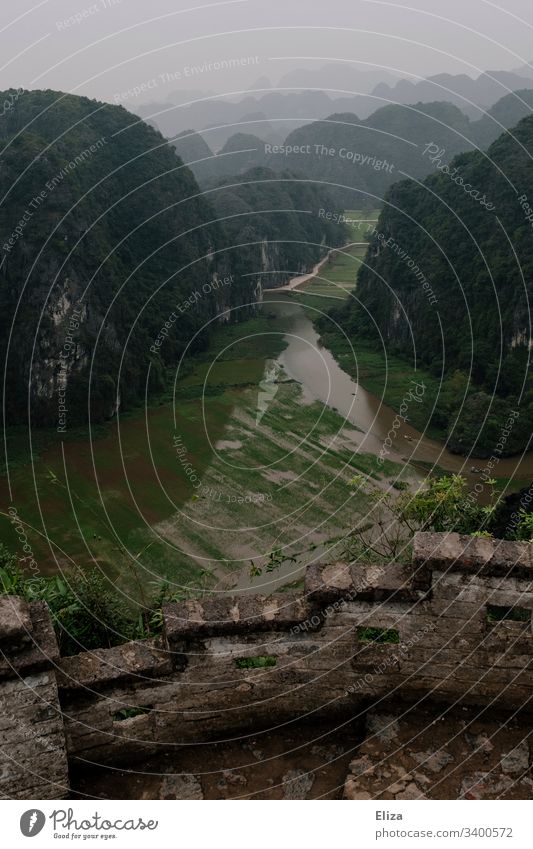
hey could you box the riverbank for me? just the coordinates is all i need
[0,306,402,598]
[274,211,533,490]
[3,229,530,598]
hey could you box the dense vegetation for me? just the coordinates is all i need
[0,541,200,655]
[0,89,240,425]
[473,89,533,148]
[208,167,347,287]
[180,101,476,201]
[246,102,476,208]
[327,115,533,456]
[171,128,218,184]
[0,90,345,426]
[180,93,533,215]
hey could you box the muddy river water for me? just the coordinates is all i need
[264,291,533,491]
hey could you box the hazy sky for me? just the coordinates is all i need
[2,0,533,104]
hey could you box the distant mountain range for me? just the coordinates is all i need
[372,66,533,119]
[134,61,533,148]
[170,91,533,208]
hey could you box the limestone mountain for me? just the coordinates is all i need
[210,167,347,289]
[472,89,533,148]
[372,69,533,118]
[170,128,215,183]
[0,91,346,427]
[0,90,255,425]
[335,116,533,455]
[276,102,476,208]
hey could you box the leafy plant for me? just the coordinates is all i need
[113,706,152,722]
[357,626,400,644]
[0,556,142,656]
[249,548,297,578]
[486,605,531,623]
[514,510,533,542]
[342,473,500,564]
[0,539,217,655]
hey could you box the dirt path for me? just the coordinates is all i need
[272,242,366,292]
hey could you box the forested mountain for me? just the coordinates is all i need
[181,92,533,205]
[472,89,533,148]
[139,63,533,142]
[332,116,533,455]
[209,167,347,288]
[170,128,216,183]
[275,102,476,207]
[0,90,244,425]
[372,68,533,118]
[213,133,271,178]
[137,90,336,147]
[0,90,345,426]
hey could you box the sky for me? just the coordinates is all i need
[1,0,533,104]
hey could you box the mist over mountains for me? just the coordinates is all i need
[134,60,533,149]
[170,90,533,210]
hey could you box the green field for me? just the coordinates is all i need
[0,305,401,598]
[293,209,380,301]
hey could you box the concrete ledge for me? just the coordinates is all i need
[57,638,173,692]
[3,532,533,790]
[0,596,33,647]
[305,560,424,603]
[413,532,533,579]
[163,592,310,641]
[0,601,59,680]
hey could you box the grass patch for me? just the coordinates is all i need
[486,605,531,623]
[357,626,400,644]
[0,310,288,592]
[113,706,152,722]
[391,480,409,491]
[235,655,277,669]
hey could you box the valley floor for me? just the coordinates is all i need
[0,306,401,599]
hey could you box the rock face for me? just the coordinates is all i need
[340,114,533,455]
[0,90,263,427]
[157,773,204,800]
[210,166,347,289]
[282,769,315,799]
[0,92,347,426]
[0,597,68,799]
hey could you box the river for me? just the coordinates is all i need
[264,291,533,492]
[4,285,530,586]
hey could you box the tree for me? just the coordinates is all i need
[341,474,499,563]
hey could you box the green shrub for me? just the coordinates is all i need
[486,605,531,623]
[235,655,277,669]
[0,556,141,656]
[357,627,400,644]
[113,706,152,722]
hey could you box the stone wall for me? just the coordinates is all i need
[0,598,69,799]
[2,532,533,798]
